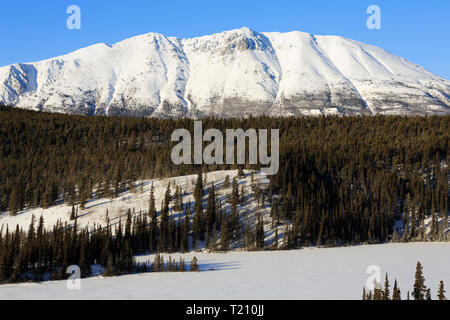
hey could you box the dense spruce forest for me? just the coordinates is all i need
[0,106,448,283]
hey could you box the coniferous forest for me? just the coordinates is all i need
[0,106,448,284]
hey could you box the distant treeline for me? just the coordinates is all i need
[0,208,201,283]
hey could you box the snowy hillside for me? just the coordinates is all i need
[1,243,449,300]
[1,27,449,117]
[0,170,275,246]
[1,169,447,246]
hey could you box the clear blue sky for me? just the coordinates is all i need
[1,0,449,79]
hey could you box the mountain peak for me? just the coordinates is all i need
[0,28,449,117]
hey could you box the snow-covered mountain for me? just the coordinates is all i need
[1,27,449,117]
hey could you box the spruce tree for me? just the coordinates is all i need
[9,187,21,216]
[373,281,382,301]
[220,218,230,252]
[383,273,390,300]
[113,165,122,198]
[193,172,204,243]
[273,225,279,249]
[79,189,87,210]
[181,209,190,253]
[79,237,91,278]
[230,177,240,237]
[437,281,446,300]
[413,262,427,300]
[174,185,183,212]
[255,214,265,250]
[224,175,230,189]
[70,205,76,220]
[206,184,216,232]
[245,224,254,251]
[392,279,401,300]
[148,183,156,218]
[237,167,245,179]
[426,288,432,300]
[190,256,199,272]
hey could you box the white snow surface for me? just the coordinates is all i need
[1,27,449,117]
[1,243,449,300]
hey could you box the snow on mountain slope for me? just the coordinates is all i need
[0,27,449,117]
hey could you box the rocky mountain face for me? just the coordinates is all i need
[1,27,449,117]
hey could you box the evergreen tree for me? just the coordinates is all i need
[413,262,427,300]
[190,256,199,272]
[383,273,390,300]
[181,209,190,253]
[438,281,446,300]
[9,187,21,216]
[230,177,240,237]
[426,288,432,300]
[206,184,216,232]
[148,183,156,218]
[245,224,254,251]
[70,205,76,221]
[273,225,279,249]
[79,189,87,210]
[237,167,245,179]
[220,218,230,252]
[224,175,230,189]
[79,237,91,277]
[193,172,204,244]
[113,165,122,198]
[255,214,265,250]
[392,279,401,300]
[373,281,382,301]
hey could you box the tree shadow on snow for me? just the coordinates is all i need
[199,261,241,272]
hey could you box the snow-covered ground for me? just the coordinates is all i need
[1,243,449,300]
[1,170,448,300]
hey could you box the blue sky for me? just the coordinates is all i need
[1,0,449,79]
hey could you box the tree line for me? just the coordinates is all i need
[363,262,447,300]
[0,206,201,283]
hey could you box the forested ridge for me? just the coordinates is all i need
[0,106,448,283]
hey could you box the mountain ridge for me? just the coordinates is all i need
[1,27,449,117]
